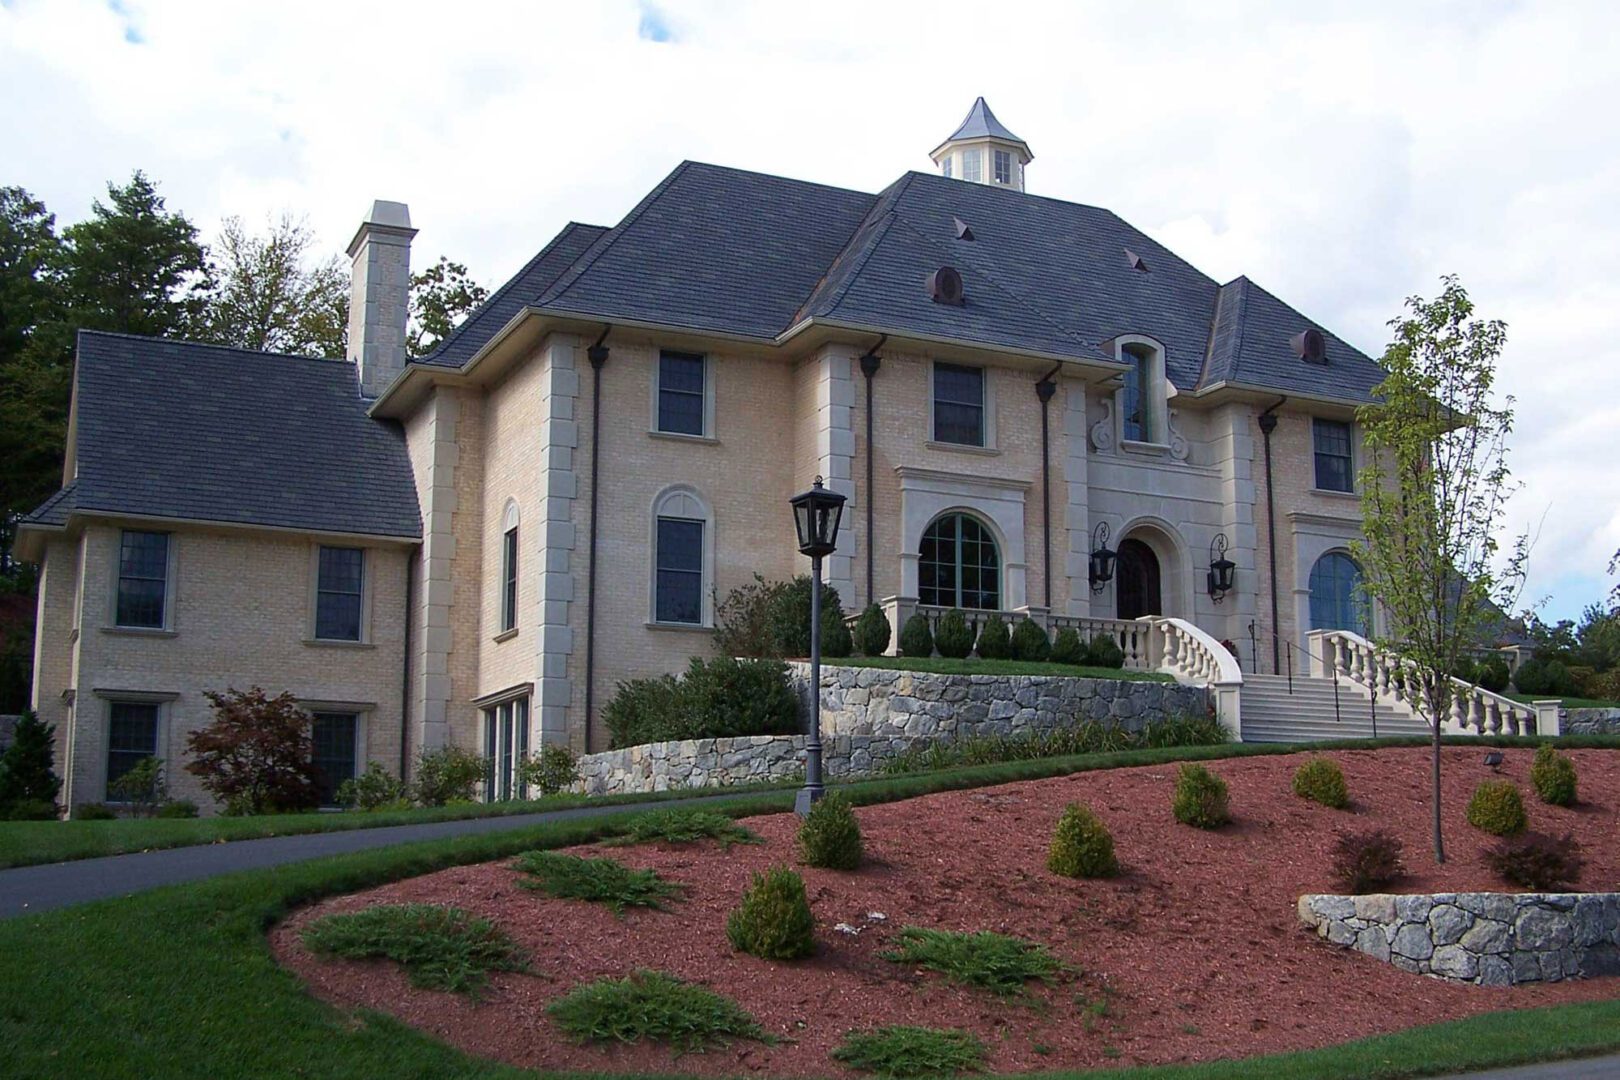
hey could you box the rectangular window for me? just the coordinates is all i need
[994,150,1012,185]
[962,148,983,183]
[315,546,365,641]
[482,697,530,802]
[106,701,159,799]
[941,155,952,178]
[1121,345,1155,443]
[1313,419,1354,492]
[657,350,706,436]
[655,517,703,624]
[932,363,985,446]
[116,531,169,628]
[501,526,518,632]
[310,712,358,807]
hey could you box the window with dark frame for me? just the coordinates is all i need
[1313,419,1354,492]
[501,525,518,632]
[1120,344,1155,443]
[315,546,365,641]
[932,363,985,446]
[106,700,159,799]
[918,513,1001,610]
[654,516,704,624]
[657,351,706,436]
[310,712,358,807]
[115,531,169,628]
[482,697,530,802]
[994,149,1012,184]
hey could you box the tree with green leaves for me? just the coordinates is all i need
[1356,275,1527,863]
[0,711,61,819]
[408,256,489,357]
[198,214,348,357]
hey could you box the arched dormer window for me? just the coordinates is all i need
[499,500,520,634]
[651,486,714,627]
[1113,335,1168,447]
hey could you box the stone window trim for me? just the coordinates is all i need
[1109,334,1170,450]
[1288,511,1381,643]
[649,349,716,440]
[306,544,371,645]
[1312,416,1357,495]
[927,359,997,451]
[1308,549,1370,638]
[108,528,177,633]
[499,499,520,636]
[306,708,368,809]
[894,466,1029,613]
[94,691,177,804]
[918,510,1002,610]
[648,485,715,628]
[472,681,535,710]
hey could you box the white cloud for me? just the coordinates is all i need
[4,0,1618,617]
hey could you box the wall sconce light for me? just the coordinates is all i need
[1088,522,1117,594]
[1207,532,1236,604]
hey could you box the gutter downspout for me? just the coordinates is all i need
[584,325,611,751]
[858,336,885,607]
[1036,364,1062,610]
[400,547,416,780]
[1257,396,1287,674]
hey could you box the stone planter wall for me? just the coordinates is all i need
[1298,892,1620,985]
[1563,708,1620,735]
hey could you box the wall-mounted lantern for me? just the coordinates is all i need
[1088,522,1117,594]
[1207,532,1236,604]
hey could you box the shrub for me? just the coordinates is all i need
[155,799,199,819]
[605,657,799,749]
[186,688,321,815]
[300,903,525,995]
[881,712,1226,775]
[1529,744,1578,806]
[822,606,854,659]
[1051,627,1085,665]
[1588,668,1620,703]
[338,761,409,811]
[1477,658,1511,693]
[1010,618,1051,662]
[768,575,846,658]
[513,851,685,914]
[854,604,891,657]
[1486,831,1584,890]
[603,673,683,749]
[0,710,60,819]
[726,866,815,960]
[1467,780,1527,836]
[1514,657,1581,697]
[516,743,579,797]
[798,793,863,870]
[899,613,934,658]
[1085,634,1126,669]
[713,573,788,659]
[880,927,1062,995]
[2,798,59,821]
[975,615,1011,660]
[1292,757,1350,809]
[1331,828,1406,893]
[833,1027,987,1078]
[611,807,763,848]
[411,746,488,807]
[934,610,973,659]
[73,802,117,820]
[107,757,168,818]
[1171,763,1230,828]
[1047,802,1118,878]
[547,970,766,1052]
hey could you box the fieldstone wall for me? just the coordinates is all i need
[1563,708,1620,735]
[1298,892,1620,985]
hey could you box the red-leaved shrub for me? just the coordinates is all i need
[1486,831,1584,891]
[1331,828,1406,894]
[185,687,321,815]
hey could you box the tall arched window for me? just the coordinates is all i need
[651,486,713,626]
[499,500,520,634]
[1309,552,1368,635]
[919,513,1000,609]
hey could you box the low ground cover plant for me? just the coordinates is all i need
[512,851,685,914]
[1171,763,1231,828]
[1047,802,1118,878]
[1529,744,1578,806]
[1486,831,1584,890]
[547,970,767,1053]
[609,807,762,848]
[883,713,1225,775]
[604,657,798,749]
[1292,756,1350,809]
[832,1026,987,1077]
[300,903,525,995]
[727,866,815,960]
[1467,780,1527,836]
[881,927,1063,996]
[798,793,863,869]
[1332,828,1407,893]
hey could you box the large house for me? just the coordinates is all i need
[19,99,1395,810]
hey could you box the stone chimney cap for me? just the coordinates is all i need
[348,199,417,257]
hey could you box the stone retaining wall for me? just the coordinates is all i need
[1298,892,1620,985]
[1563,708,1620,735]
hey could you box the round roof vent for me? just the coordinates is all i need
[1292,328,1327,364]
[929,266,965,306]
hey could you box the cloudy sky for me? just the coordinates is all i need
[4,0,1617,621]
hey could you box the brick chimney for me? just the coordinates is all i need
[346,200,416,397]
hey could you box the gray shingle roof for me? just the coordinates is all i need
[933,97,1031,157]
[27,332,420,539]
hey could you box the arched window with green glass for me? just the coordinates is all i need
[1309,551,1368,635]
[919,513,1000,610]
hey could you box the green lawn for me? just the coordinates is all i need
[6,738,1620,1079]
[1506,692,1620,709]
[833,655,1173,681]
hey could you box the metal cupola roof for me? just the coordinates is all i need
[931,96,1033,160]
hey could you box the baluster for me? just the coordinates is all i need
[1467,693,1483,734]
[1448,695,1464,733]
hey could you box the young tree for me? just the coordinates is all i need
[407,256,489,356]
[0,710,62,818]
[199,213,348,357]
[1357,275,1527,863]
[185,687,321,815]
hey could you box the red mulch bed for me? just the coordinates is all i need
[271,747,1620,1075]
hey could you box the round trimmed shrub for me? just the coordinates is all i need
[1529,744,1577,807]
[934,610,973,659]
[1047,802,1118,878]
[1291,757,1349,809]
[1050,626,1084,665]
[1514,657,1579,698]
[899,613,934,658]
[975,615,1011,660]
[798,793,863,870]
[1466,780,1527,836]
[1477,658,1511,694]
[1171,763,1230,828]
[1010,618,1051,662]
[854,604,891,657]
[726,866,815,960]
[1085,634,1126,669]
[821,607,854,659]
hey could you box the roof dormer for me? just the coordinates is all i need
[930,97,1033,192]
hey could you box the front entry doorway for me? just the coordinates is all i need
[1115,538,1162,620]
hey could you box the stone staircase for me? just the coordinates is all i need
[1240,673,1430,743]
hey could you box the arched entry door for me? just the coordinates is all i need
[1115,538,1162,620]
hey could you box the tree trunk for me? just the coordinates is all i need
[1429,685,1446,864]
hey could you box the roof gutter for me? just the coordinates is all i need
[782,316,1122,373]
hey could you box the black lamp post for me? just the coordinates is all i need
[1207,532,1236,604]
[789,476,847,816]
[1088,522,1117,594]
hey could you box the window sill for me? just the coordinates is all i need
[303,638,376,650]
[649,430,719,446]
[493,627,519,643]
[100,626,176,639]
[1121,439,1172,456]
[1310,488,1360,500]
[645,621,715,633]
[926,440,1000,457]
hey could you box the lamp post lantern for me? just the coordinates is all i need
[788,476,847,816]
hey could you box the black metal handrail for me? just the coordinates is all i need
[1245,620,1383,736]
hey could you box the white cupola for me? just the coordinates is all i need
[930,97,1033,191]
